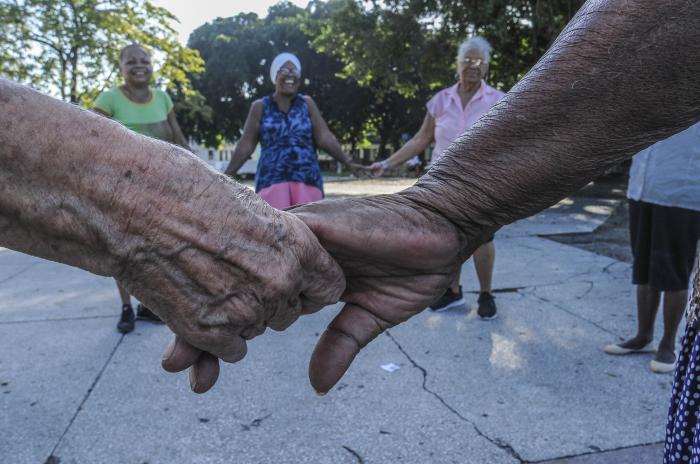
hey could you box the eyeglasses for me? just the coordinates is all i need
[459,58,484,68]
[277,67,300,78]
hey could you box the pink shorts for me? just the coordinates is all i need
[258,182,323,210]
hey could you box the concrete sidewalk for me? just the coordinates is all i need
[0,183,672,464]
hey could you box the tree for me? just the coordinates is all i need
[0,0,204,105]
[305,0,447,157]
[183,1,372,148]
[382,0,586,89]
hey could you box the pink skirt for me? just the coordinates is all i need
[258,182,323,209]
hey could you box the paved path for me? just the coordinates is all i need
[0,179,672,463]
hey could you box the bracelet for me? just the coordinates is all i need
[380,159,391,170]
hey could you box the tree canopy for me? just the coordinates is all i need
[0,0,204,105]
[182,0,584,155]
[0,0,585,155]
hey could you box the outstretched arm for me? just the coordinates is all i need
[0,78,345,392]
[224,101,262,176]
[296,0,700,393]
[305,96,366,177]
[407,0,700,245]
[369,112,435,177]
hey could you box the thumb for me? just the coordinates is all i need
[308,303,392,394]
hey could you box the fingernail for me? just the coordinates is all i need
[161,338,176,361]
[189,369,199,393]
[315,389,326,397]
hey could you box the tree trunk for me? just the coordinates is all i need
[69,47,79,103]
[59,56,68,101]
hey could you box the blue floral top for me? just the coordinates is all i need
[255,94,323,194]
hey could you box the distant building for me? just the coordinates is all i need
[189,139,258,178]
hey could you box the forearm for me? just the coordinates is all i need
[0,79,251,277]
[225,145,253,175]
[404,0,700,248]
[386,139,426,168]
[173,128,191,151]
[320,134,351,166]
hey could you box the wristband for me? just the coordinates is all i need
[380,159,391,170]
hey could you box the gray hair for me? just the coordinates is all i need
[457,36,493,63]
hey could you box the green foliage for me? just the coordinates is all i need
[0,0,204,105]
[381,0,585,89]
[304,0,584,155]
[305,0,449,156]
[182,1,372,148]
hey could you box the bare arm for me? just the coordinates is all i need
[0,78,344,392]
[305,96,364,176]
[224,101,262,176]
[167,110,192,151]
[405,0,700,251]
[370,112,435,176]
[289,0,700,394]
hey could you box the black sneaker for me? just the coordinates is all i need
[136,304,162,323]
[477,292,497,320]
[429,286,466,312]
[117,304,135,334]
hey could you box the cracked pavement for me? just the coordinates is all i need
[0,179,670,463]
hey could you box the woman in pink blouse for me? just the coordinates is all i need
[370,36,505,317]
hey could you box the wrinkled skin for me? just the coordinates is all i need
[171,0,700,394]
[0,78,345,393]
[290,195,487,394]
[167,191,493,393]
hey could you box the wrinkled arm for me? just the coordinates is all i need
[291,0,700,395]
[225,101,262,176]
[1,78,160,276]
[404,0,700,255]
[0,78,345,392]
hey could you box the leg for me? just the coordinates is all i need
[449,269,461,293]
[656,289,688,363]
[474,241,497,319]
[473,241,495,293]
[116,279,135,334]
[116,281,131,306]
[618,284,660,349]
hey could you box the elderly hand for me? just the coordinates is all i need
[292,193,479,394]
[120,180,345,393]
[165,192,472,393]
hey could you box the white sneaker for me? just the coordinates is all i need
[603,341,655,355]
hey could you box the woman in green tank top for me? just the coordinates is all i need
[93,43,191,334]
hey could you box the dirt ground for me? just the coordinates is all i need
[547,173,633,264]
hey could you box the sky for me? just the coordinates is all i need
[153,0,310,44]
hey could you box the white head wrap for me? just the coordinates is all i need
[269,53,302,84]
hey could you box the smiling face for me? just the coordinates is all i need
[274,61,301,97]
[457,48,488,86]
[119,46,153,88]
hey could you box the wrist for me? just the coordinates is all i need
[380,159,391,170]
[399,181,498,261]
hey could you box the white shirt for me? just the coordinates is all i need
[627,121,700,212]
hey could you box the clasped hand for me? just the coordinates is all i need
[157,189,470,395]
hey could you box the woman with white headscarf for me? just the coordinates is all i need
[225,52,365,209]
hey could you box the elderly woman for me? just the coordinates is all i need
[93,43,191,334]
[369,36,505,317]
[225,53,364,209]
